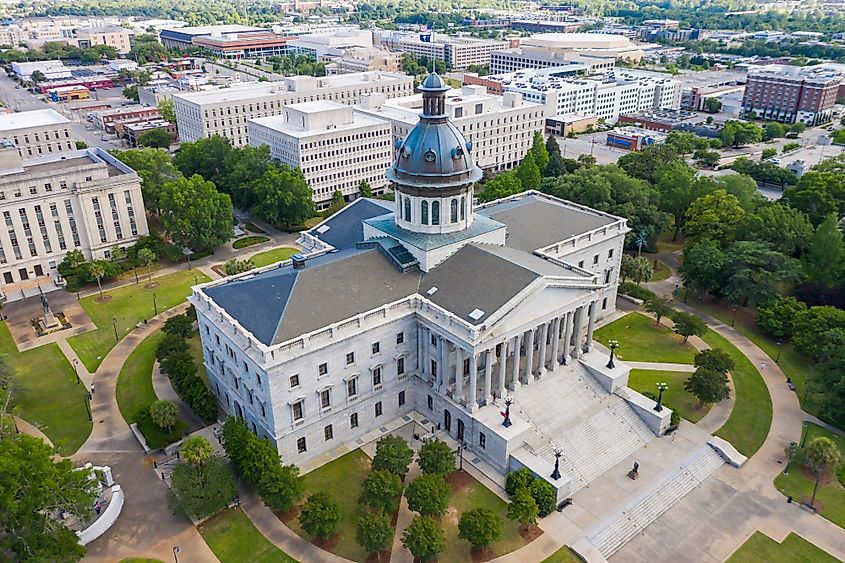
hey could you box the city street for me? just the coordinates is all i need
[555,132,630,165]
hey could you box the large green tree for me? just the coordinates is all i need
[507,487,538,528]
[804,437,841,509]
[736,202,813,257]
[111,147,181,212]
[682,189,745,246]
[360,469,403,514]
[516,151,542,191]
[356,513,393,557]
[458,508,503,550]
[299,491,342,540]
[803,214,845,287]
[136,128,172,149]
[720,120,763,148]
[671,311,707,343]
[405,473,450,517]
[529,131,549,172]
[173,135,233,188]
[655,161,714,241]
[249,165,315,227]
[221,144,275,208]
[372,435,414,476]
[684,368,731,408]
[618,143,680,183]
[417,438,456,475]
[401,516,445,562]
[159,174,233,251]
[544,134,566,177]
[169,455,237,520]
[756,296,807,339]
[0,431,96,561]
[720,241,803,306]
[478,171,523,203]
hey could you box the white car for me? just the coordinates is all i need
[767,157,782,165]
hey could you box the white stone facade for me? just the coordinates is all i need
[0,147,148,293]
[173,71,415,147]
[0,109,77,159]
[247,102,393,206]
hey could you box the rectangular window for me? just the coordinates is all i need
[578,260,584,268]
[318,363,328,376]
[397,357,405,375]
[602,297,608,310]
[297,437,307,453]
[396,332,404,344]
[350,412,359,428]
[427,395,433,410]
[398,391,405,407]
[292,401,304,421]
[608,248,614,259]
[375,401,383,417]
[431,334,437,346]
[320,389,331,409]
[479,432,486,449]
[346,352,355,365]
[347,378,357,397]
[593,254,599,265]
[372,342,380,354]
[324,424,333,441]
[431,360,437,377]
[373,367,382,387]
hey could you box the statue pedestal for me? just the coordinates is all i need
[39,312,60,331]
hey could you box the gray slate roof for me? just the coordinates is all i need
[364,212,506,251]
[311,198,393,250]
[479,194,616,252]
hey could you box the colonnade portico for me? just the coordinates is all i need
[415,299,601,413]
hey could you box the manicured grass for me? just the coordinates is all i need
[0,321,91,455]
[542,545,584,563]
[704,328,772,458]
[199,508,297,563]
[288,449,376,562]
[594,312,697,364]
[250,246,298,268]
[442,470,526,561]
[650,260,672,282]
[116,330,165,425]
[774,423,845,528]
[187,332,208,384]
[727,532,840,563]
[629,369,710,423]
[244,222,266,234]
[232,235,269,249]
[68,270,211,372]
[686,296,830,424]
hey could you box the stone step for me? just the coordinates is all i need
[587,445,725,558]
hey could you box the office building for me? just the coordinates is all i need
[0,147,148,298]
[742,65,840,125]
[490,46,615,75]
[173,71,414,147]
[384,32,510,70]
[356,85,545,172]
[0,109,77,159]
[248,101,393,206]
[192,30,294,60]
[326,47,402,75]
[11,60,72,82]
[73,26,132,54]
[159,24,266,50]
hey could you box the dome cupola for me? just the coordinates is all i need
[388,72,482,235]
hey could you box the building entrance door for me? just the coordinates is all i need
[444,409,451,433]
[457,419,465,442]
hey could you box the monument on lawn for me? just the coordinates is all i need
[38,287,60,331]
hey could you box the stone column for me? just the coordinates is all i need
[497,341,507,398]
[523,328,535,383]
[550,316,561,371]
[537,321,548,377]
[584,301,597,353]
[562,311,573,365]
[454,346,464,402]
[511,334,521,392]
[571,306,585,360]
[483,348,493,404]
[418,325,426,379]
[438,335,448,394]
[468,352,478,412]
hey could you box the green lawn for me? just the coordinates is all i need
[629,369,710,423]
[232,236,269,249]
[774,423,845,528]
[244,222,266,234]
[187,332,207,384]
[442,470,527,561]
[199,508,297,563]
[650,260,672,282]
[287,449,375,562]
[68,270,210,372]
[250,246,298,268]
[594,312,697,364]
[116,330,165,425]
[0,322,91,455]
[703,328,772,458]
[686,296,830,424]
[727,532,840,563]
[542,545,584,563]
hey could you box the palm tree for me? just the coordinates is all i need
[137,248,155,282]
[805,436,840,509]
[180,436,214,465]
[88,260,107,298]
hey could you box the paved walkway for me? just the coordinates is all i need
[625,360,696,372]
[152,361,205,433]
[389,462,422,563]
[14,416,54,447]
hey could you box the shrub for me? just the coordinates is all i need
[162,314,193,338]
[150,399,178,430]
[505,468,535,496]
[618,281,658,302]
[529,478,557,517]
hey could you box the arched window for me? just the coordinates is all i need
[450,198,458,223]
[404,196,411,222]
[421,200,429,225]
[431,200,440,225]
[460,196,466,220]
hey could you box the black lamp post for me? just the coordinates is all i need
[73,358,81,385]
[606,339,619,369]
[172,546,180,563]
[800,420,809,448]
[654,382,668,412]
[776,339,783,363]
[551,447,562,480]
[784,441,797,474]
[502,396,513,428]
[112,318,118,342]
[731,305,738,327]
[153,293,158,316]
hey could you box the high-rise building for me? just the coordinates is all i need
[742,65,840,125]
[0,147,148,299]
[173,71,414,147]
[379,31,510,70]
[248,101,393,207]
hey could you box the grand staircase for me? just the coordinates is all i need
[586,444,725,559]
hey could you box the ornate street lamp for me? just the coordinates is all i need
[776,339,783,363]
[654,382,668,412]
[502,396,513,428]
[551,447,563,480]
[606,339,619,369]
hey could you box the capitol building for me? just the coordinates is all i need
[189,73,678,505]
